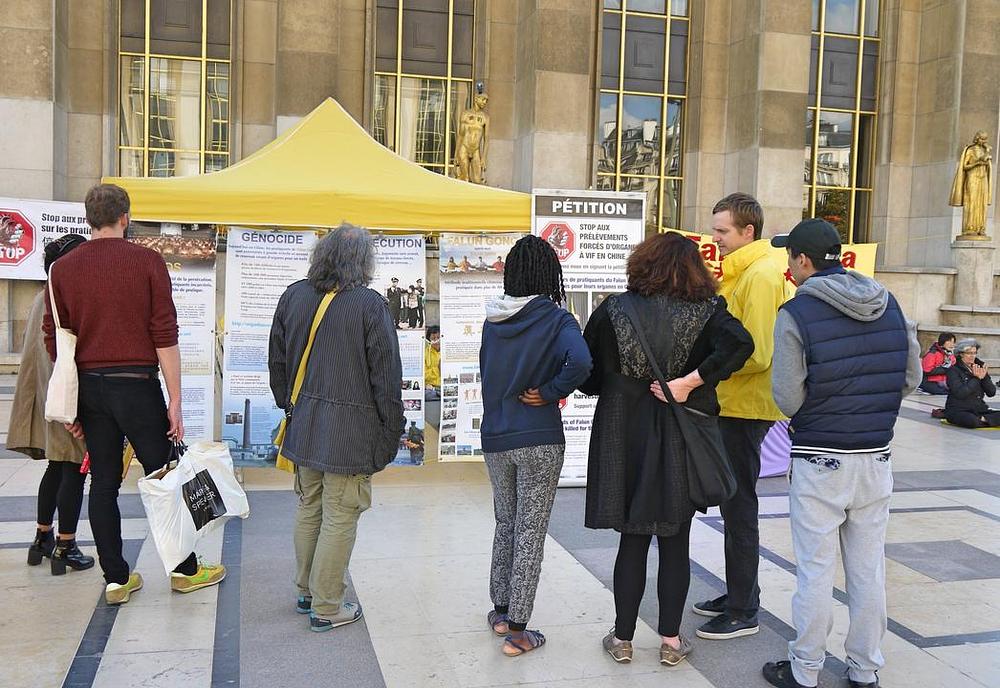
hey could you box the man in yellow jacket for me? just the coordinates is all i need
[694,193,790,641]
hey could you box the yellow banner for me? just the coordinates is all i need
[670,231,878,286]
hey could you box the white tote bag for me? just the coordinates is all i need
[138,441,250,574]
[44,271,79,424]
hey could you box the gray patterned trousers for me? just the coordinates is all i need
[485,443,565,630]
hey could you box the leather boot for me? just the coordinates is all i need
[27,529,55,566]
[51,538,95,575]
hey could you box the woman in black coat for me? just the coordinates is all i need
[580,232,753,666]
[944,339,999,427]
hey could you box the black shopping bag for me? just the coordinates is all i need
[181,469,229,530]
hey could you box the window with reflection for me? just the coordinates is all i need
[118,0,232,177]
[597,0,687,233]
[804,0,880,243]
[372,0,475,176]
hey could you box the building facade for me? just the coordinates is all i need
[1,0,998,363]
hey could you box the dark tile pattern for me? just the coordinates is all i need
[885,540,1000,583]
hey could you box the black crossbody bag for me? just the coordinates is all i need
[620,293,736,510]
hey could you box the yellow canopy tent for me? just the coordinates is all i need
[103,98,530,232]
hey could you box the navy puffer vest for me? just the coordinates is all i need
[782,292,909,455]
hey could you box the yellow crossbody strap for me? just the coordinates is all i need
[289,290,337,406]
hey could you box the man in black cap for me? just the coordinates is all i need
[386,277,403,328]
[761,219,921,688]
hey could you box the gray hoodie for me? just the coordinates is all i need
[772,270,922,418]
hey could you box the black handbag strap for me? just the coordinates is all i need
[619,293,700,428]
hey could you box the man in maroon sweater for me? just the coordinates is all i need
[44,184,225,605]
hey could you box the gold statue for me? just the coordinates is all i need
[454,93,489,184]
[949,130,993,239]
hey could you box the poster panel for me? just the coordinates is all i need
[437,232,524,461]
[533,190,646,485]
[371,234,427,465]
[0,198,91,280]
[222,228,317,465]
[130,223,218,442]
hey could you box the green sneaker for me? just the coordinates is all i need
[170,562,226,594]
[105,572,144,605]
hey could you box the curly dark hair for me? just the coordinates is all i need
[627,232,717,301]
[503,235,565,305]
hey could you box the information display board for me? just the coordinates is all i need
[437,233,523,461]
[532,190,646,486]
[221,228,317,465]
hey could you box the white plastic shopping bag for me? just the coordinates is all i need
[138,441,250,574]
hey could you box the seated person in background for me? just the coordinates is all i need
[425,326,441,399]
[920,332,956,394]
[944,339,1000,428]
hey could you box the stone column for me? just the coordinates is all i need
[512,0,595,192]
[903,0,999,268]
[870,0,922,266]
[951,241,996,306]
[275,0,339,133]
[481,0,516,189]
[239,0,279,156]
[683,1,730,232]
[0,3,56,198]
[55,0,109,201]
[0,4,54,357]
[720,0,811,236]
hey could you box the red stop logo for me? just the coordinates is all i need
[0,210,35,266]
[541,221,575,261]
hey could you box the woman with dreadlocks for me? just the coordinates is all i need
[479,235,592,657]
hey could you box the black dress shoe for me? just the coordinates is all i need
[27,529,55,566]
[50,539,95,575]
[763,661,811,688]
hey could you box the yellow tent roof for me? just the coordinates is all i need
[103,98,531,232]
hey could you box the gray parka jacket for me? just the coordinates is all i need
[269,281,404,475]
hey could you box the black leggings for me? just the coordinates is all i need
[613,520,692,640]
[37,461,87,535]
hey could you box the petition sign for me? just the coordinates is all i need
[532,190,646,486]
[0,198,91,280]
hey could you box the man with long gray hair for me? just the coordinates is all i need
[269,223,405,632]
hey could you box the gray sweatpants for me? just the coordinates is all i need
[485,444,565,628]
[788,452,893,687]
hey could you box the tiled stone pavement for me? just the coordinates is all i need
[0,391,997,688]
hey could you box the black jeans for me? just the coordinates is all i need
[78,374,196,584]
[37,460,86,534]
[612,520,692,640]
[718,417,773,621]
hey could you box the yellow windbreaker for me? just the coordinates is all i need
[716,239,791,421]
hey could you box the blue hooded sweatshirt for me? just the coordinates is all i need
[479,295,593,453]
